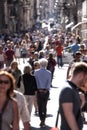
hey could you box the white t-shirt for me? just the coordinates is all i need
[14,90,30,122]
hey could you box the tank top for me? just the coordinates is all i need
[1,100,14,130]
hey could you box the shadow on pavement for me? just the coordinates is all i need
[51,86,59,89]
[30,125,52,130]
[33,114,53,118]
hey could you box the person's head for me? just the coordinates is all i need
[74,51,82,61]
[34,61,40,70]
[0,70,15,98]
[49,52,53,59]
[39,50,45,58]
[34,51,39,60]
[10,61,18,70]
[71,62,87,88]
[39,58,48,68]
[7,44,12,50]
[23,64,32,74]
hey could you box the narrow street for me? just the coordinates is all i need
[18,60,87,130]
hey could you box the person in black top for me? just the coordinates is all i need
[17,64,37,120]
[59,62,87,130]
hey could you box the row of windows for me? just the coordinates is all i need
[7,0,18,4]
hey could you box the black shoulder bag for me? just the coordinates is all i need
[55,110,60,128]
[0,99,9,130]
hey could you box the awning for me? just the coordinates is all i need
[81,29,87,32]
[65,22,74,29]
[71,21,87,31]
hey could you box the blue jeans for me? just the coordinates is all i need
[57,55,63,67]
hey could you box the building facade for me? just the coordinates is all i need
[0,0,36,33]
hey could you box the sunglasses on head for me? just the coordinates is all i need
[0,80,10,84]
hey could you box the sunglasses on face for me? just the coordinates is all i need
[0,80,10,84]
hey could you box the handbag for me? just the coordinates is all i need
[17,76,24,94]
[50,110,60,130]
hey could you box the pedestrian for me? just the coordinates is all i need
[71,39,80,57]
[34,58,52,127]
[0,45,5,69]
[38,50,45,59]
[0,70,19,130]
[66,51,82,79]
[17,65,37,120]
[14,43,21,64]
[47,52,56,80]
[33,61,40,115]
[13,90,30,130]
[59,62,87,130]
[8,61,22,85]
[4,43,15,67]
[55,43,64,67]
[21,42,27,63]
[28,51,39,74]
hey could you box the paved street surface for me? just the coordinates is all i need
[16,59,87,130]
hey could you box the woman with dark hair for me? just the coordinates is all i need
[0,70,19,130]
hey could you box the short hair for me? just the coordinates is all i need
[72,62,87,76]
[23,65,32,74]
[34,61,40,66]
[39,58,48,68]
[49,52,54,58]
[75,51,81,56]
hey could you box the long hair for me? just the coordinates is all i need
[0,71,15,98]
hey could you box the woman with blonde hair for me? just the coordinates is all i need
[17,64,37,120]
[0,70,19,130]
[8,61,21,85]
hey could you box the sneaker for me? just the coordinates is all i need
[35,110,38,115]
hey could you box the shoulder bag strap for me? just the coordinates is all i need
[55,110,60,127]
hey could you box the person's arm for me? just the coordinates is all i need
[66,66,71,79]
[62,103,79,130]
[79,92,86,109]
[13,100,20,130]
[20,95,30,130]
[17,76,21,88]
[23,122,30,130]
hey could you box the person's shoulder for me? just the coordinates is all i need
[14,90,23,95]
[11,97,18,107]
[59,81,72,92]
[69,60,75,66]
[46,69,51,73]
[14,90,24,100]
[34,68,40,73]
[61,87,72,94]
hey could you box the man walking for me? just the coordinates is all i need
[55,43,64,67]
[59,62,87,130]
[34,58,52,127]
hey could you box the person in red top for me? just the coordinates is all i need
[55,43,64,67]
[53,35,60,46]
[5,43,14,67]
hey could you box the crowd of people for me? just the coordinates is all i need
[0,28,87,130]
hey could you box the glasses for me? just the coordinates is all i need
[0,80,10,84]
